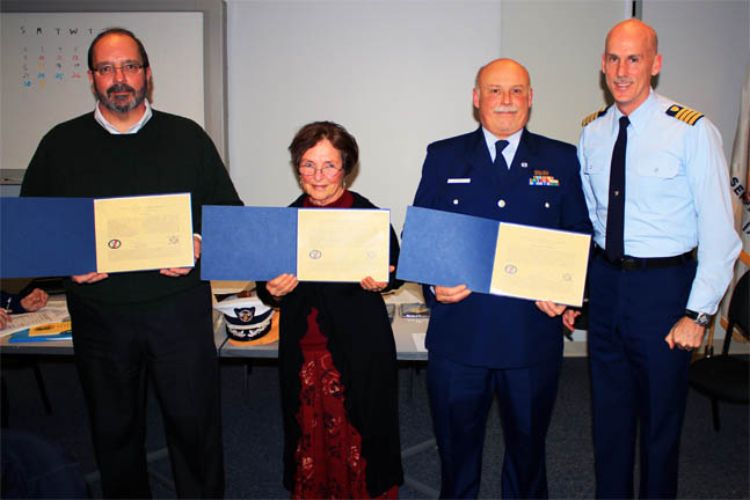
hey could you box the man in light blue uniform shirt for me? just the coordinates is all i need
[577,18,741,498]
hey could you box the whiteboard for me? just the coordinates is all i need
[0,12,204,171]
[225,0,624,234]
[227,1,502,236]
[226,0,746,235]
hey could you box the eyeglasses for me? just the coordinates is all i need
[93,63,144,76]
[298,164,343,179]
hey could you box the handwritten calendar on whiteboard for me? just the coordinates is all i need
[1,12,204,172]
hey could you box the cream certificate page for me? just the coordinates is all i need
[93,193,194,273]
[490,223,591,306]
[297,209,390,282]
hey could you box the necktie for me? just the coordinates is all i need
[494,140,509,170]
[605,116,630,261]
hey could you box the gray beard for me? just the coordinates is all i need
[96,84,147,114]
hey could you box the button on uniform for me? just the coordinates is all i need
[497,199,506,208]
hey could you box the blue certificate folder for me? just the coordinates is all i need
[397,206,499,293]
[201,206,297,281]
[1,197,96,278]
[201,206,391,282]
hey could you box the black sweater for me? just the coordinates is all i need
[20,110,242,304]
[257,191,405,496]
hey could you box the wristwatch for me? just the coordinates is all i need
[685,309,711,327]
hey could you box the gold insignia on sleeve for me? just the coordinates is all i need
[666,104,704,126]
[581,106,609,127]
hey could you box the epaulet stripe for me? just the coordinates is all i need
[581,106,608,127]
[666,104,704,126]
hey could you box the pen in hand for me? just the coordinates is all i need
[5,297,11,313]
[1,298,11,329]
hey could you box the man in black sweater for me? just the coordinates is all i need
[21,27,242,498]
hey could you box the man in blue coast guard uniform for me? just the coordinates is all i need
[577,19,741,498]
[412,58,591,498]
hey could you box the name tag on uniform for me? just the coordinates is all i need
[447,178,471,184]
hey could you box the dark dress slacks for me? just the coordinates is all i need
[66,282,224,498]
[427,354,561,498]
[588,254,696,498]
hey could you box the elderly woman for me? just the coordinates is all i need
[257,121,403,499]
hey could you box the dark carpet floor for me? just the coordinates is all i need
[2,355,748,499]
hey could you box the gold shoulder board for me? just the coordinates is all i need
[666,104,704,126]
[581,106,608,127]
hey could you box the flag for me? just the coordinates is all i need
[718,61,750,341]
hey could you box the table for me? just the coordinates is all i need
[2,282,592,358]
[0,295,73,355]
[2,282,584,498]
[215,282,429,361]
[1,283,430,361]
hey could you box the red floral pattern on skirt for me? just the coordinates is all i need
[293,308,397,499]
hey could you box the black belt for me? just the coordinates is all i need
[593,244,694,271]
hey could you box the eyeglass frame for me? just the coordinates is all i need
[92,62,145,77]
[298,163,344,179]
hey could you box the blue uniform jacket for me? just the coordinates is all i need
[413,127,592,368]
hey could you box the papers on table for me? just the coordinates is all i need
[400,303,431,319]
[210,281,254,296]
[1,194,194,278]
[0,301,70,338]
[1,296,73,343]
[7,327,72,343]
[397,206,591,306]
[201,206,390,282]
